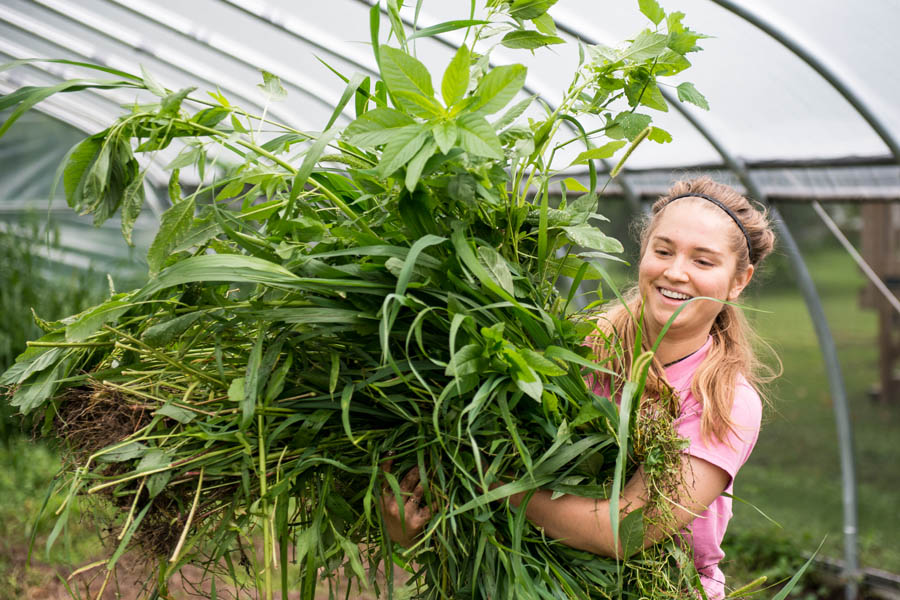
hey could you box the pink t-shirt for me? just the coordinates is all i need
[664,336,762,599]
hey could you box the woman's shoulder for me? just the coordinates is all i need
[731,374,763,431]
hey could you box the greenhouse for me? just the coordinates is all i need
[1,0,898,599]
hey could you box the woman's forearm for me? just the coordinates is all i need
[507,489,625,557]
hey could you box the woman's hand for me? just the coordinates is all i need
[379,458,433,547]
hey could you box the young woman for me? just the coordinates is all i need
[381,177,777,600]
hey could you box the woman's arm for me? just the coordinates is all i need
[506,454,730,557]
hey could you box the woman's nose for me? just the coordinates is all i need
[664,256,689,281]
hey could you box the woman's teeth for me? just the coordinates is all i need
[660,288,691,300]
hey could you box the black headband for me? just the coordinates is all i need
[662,193,754,263]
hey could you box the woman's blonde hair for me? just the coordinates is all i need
[591,176,778,444]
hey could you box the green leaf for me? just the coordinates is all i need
[508,0,558,20]
[492,95,535,131]
[407,19,489,41]
[619,507,645,557]
[290,127,338,203]
[621,30,668,62]
[405,138,437,192]
[377,126,428,178]
[506,350,543,401]
[138,450,173,498]
[677,81,709,110]
[532,13,557,35]
[10,358,69,414]
[257,70,287,102]
[457,113,504,159]
[638,0,665,25]
[165,145,202,171]
[570,140,627,165]
[501,30,565,50]
[648,126,672,143]
[0,345,63,387]
[140,65,166,97]
[159,87,195,117]
[120,174,145,246]
[344,107,417,147]
[470,65,527,117]
[63,136,104,212]
[142,312,205,347]
[613,112,653,140]
[442,45,470,107]
[241,328,265,430]
[325,72,366,130]
[379,45,435,111]
[477,246,514,295]
[156,403,196,424]
[228,377,245,404]
[65,296,133,342]
[520,348,567,376]
[96,441,148,463]
[432,121,458,155]
[147,197,195,276]
[561,225,624,253]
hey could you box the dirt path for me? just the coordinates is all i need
[2,543,398,600]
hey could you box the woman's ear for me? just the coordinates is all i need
[728,264,754,301]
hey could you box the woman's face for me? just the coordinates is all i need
[638,198,754,342]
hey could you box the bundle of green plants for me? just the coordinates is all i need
[1,1,719,597]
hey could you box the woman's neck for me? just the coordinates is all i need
[651,329,710,366]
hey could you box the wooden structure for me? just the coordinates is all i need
[860,204,900,403]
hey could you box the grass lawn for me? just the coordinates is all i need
[724,240,900,583]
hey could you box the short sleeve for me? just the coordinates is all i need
[674,380,762,482]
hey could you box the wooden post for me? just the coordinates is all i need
[860,204,900,402]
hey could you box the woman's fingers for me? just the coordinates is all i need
[400,465,420,490]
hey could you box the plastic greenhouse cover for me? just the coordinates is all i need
[0,0,898,168]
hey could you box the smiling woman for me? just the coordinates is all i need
[590,177,779,598]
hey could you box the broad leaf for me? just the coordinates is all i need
[379,45,435,113]
[147,197,196,276]
[257,71,287,102]
[677,81,709,110]
[501,31,565,50]
[442,45,470,107]
[344,108,416,147]
[477,246,514,295]
[570,141,627,165]
[377,126,429,177]
[561,225,624,253]
[508,0,558,20]
[432,121,458,155]
[638,0,665,25]
[621,30,668,62]
[470,65,527,116]
[457,113,504,159]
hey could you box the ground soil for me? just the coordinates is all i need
[2,542,399,600]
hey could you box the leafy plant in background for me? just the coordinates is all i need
[0,1,728,598]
